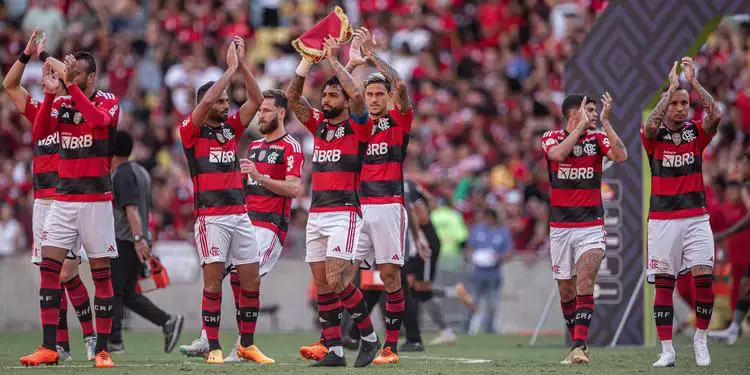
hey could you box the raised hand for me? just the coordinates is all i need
[234,36,247,66]
[42,62,60,94]
[600,92,613,124]
[347,34,367,68]
[354,27,375,58]
[63,54,81,85]
[323,37,341,63]
[681,56,696,84]
[24,28,39,56]
[226,40,239,71]
[36,32,46,58]
[576,96,589,130]
[668,61,679,88]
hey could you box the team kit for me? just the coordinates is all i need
[11,13,723,371]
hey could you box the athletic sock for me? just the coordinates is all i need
[572,294,594,348]
[694,274,714,330]
[384,289,405,352]
[202,290,222,351]
[91,267,114,354]
[317,293,343,349]
[230,272,241,333]
[57,291,70,352]
[62,275,95,338]
[654,275,676,342]
[239,290,260,347]
[561,297,577,339]
[40,258,63,350]
[338,283,375,340]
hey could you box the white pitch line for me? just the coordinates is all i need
[400,355,492,364]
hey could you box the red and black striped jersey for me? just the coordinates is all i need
[641,120,712,220]
[181,113,247,217]
[360,107,413,205]
[542,129,611,228]
[24,96,58,199]
[33,87,120,202]
[303,107,373,213]
[245,134,304,244]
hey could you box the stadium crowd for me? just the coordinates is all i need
[0,0,748,288]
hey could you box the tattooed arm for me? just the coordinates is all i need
[327,53,367,117]
[644,62,679,140]
[358,27,410,114]
[285,67,312,125]
[682,56,722,136]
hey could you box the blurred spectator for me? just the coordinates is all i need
[0,202,25,256]
[466,208,513,334]
[22,0,65,54]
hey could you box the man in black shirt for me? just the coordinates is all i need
[109,130,183,353]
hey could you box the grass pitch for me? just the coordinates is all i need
[1,331,748,374]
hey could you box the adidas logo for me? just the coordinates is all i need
[319,317,327,323]
[391,254,399,261]
[62,112,70,119]
[332,246,341,252]
[351,313,362,319]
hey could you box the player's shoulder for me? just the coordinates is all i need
[53,95,71,104]
[281,134,303,153]
[542,129,564,138]
[587,129,607,139]
[95,90,119,103]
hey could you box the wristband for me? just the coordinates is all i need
[295,59,312,77]
[18,52,31,64]
[39,51,50,63]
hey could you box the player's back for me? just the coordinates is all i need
[245,134,304,243]
[542,129,609,228]
[641,120,712,220]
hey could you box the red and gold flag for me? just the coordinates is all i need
[292,6,353,63]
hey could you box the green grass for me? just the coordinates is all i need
[1,331,748,374]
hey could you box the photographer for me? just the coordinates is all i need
[110,130,183,354]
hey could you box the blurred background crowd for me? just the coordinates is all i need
[1,0,749,319]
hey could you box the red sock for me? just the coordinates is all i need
[92,267,114,354]
[384,289,405,351]
[239,289,260,347]
[676,273,695,309]
[230,272,241,332]
[57,291,70,351]
[654,275,675,341]
[317,293,343,348]
[572,294,594,346]
[338,283,374,337]
[40,258,63,350]
[62,275,95,337]
[694,274,714,330]
[202,290,222,350]
[561,297,576,339]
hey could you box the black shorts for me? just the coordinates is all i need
[405,224,440,282]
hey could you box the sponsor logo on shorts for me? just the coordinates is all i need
[107,245,116,253]
[391,254,400,261]
[331,246,341,253]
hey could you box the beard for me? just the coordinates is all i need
[322,106,344,119]
[209,110,228,124]
[259,117,280,135]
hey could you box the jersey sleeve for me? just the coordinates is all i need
[353,116,374,143]
[303,108,325,134]
[179,115,200,148]
[103,95,121,127]
[225,112,245,136]
[389,106,414,134]
[694,120,714,151]
[23,96,41,124]
[640,126,656,155]
[541,131,558,159]
[285,144,304,178]
[598,132,612,156]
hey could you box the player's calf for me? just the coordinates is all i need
[572,249,603,350]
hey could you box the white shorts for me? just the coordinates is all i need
[647,215,714,282]
[31,199,78,264]
[195,214,259,266]
[255,225,283,277]
[305,211,362,263]
[41,200,117,259]
[355,203,407,266]
[549,225,605,280]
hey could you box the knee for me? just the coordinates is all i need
[59,262,78,283]
[576,277,596,294]
[379,269,401,292]
[244,274,261,291]
[203,276,223,293]
[326,272,345,293]
[558,282,576,302]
